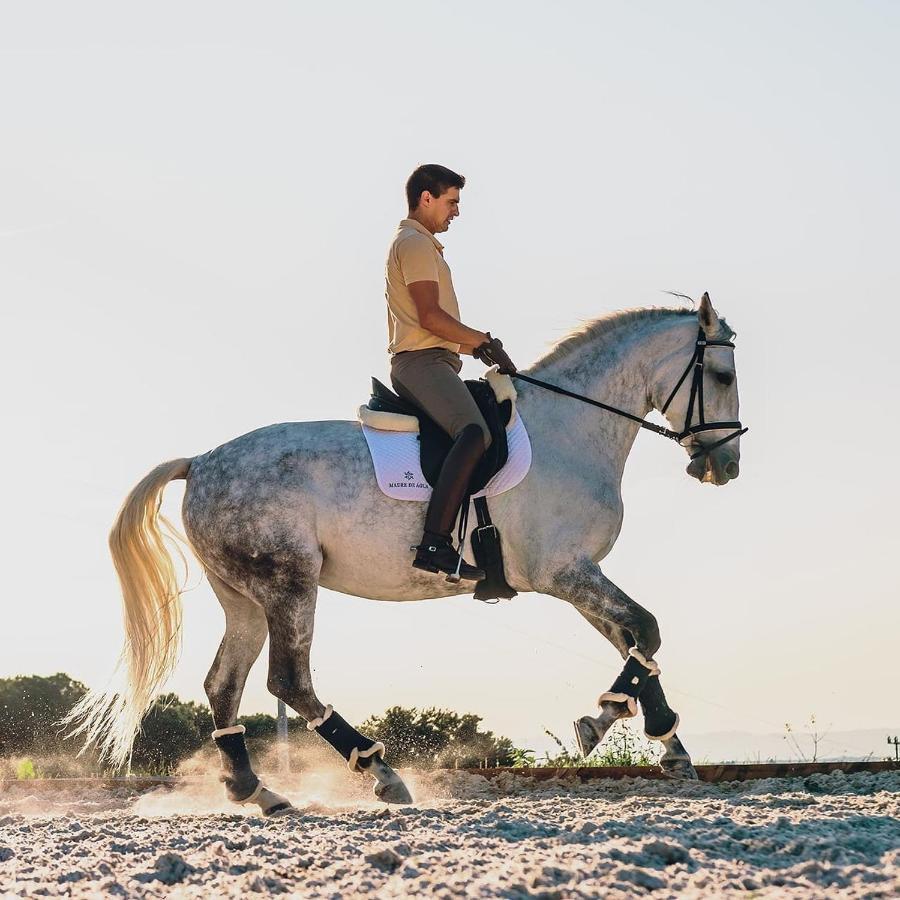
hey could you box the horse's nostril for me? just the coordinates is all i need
[725,460,739,479]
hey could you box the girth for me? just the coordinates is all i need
[366,378,512,494]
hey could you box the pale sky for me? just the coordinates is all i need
[2,1,898,759]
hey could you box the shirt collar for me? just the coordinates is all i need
[399,217,444,252]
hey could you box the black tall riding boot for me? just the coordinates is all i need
[412,423,486,582]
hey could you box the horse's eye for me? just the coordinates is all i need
[715,371,735,386]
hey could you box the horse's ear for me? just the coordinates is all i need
[698,291,720,335]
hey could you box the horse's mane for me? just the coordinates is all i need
[536,305,734,368]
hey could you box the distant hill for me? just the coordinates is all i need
[517,727,900,764]
[686,728,899,764]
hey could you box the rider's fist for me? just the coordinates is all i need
[474,333,517,375]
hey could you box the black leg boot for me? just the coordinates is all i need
[412,423,486,582]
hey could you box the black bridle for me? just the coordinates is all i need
[511,327,748,461]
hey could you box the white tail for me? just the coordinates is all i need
[66,457,193,769]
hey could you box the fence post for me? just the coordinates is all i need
[277,699,290,774]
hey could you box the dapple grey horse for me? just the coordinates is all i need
[70,294,743,813]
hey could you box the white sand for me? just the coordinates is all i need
[1,769,898,897]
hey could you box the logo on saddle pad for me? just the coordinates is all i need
[388,474,430,490]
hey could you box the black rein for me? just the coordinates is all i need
[510,327,747,461]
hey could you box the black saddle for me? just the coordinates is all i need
[367,378,512,494]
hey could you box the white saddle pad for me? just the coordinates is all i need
[361,412,532,502]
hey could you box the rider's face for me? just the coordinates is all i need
[421,187,460,233]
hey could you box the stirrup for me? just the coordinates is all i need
[446,546,465,584]
[410,539,484,582]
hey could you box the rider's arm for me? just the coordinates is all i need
[407,280,488,348]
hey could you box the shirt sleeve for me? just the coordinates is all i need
[396,234,439,284]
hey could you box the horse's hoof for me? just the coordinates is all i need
[660,756,698,781]
[264,801,294,817]
[374,777,413,805]
[258,787,294,816]
[574,716,605,758]
[365,754,413,804]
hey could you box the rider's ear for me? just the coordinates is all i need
[698,292,720,335]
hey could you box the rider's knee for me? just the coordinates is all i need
[457,422,492,453]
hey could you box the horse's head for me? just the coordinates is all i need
[654,293,744,486]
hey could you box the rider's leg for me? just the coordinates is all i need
[414,423,487,579]
[390,348,492,451]
[391,348,492,580]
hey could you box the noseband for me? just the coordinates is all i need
[511,327,748,461]
[660,327,748,459]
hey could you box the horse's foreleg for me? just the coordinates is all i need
[547,559,696,778]
[205,572,292,815]
[565,611,644,757]
[262,564,412,805]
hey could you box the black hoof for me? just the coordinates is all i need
[263,801,294,817]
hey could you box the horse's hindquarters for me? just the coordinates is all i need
[183,422,482,603]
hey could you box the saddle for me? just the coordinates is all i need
[359,368,520,602]
[364,376,513,494]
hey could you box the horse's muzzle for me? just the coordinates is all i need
[687,446,740,485]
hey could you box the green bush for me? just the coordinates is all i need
[360,706,516,768]
[542,721,659,767]
[130,693,214,775]
[5,672,667,776]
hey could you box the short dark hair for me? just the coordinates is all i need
[406,164,465,211]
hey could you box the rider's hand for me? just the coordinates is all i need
[474,333,517,375]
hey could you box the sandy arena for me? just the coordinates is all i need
[1,768,898,898]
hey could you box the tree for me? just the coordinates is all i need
[130,693,213,774]
[239,712,277,739]
[360,706,515,768]
[0,673,520,774]
[0,672,88,756]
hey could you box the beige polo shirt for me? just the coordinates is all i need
[385,218,461,354]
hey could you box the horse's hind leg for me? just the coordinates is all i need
[261,553,412,804]
[638,675,696,780]
[546,558,697,779]
[205,570,292,815]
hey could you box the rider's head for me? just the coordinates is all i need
[406,164,465,234]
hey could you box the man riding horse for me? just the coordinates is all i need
[386,164,516,581]
[68,163,746,809]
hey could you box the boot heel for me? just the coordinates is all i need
[445,572,461,584]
